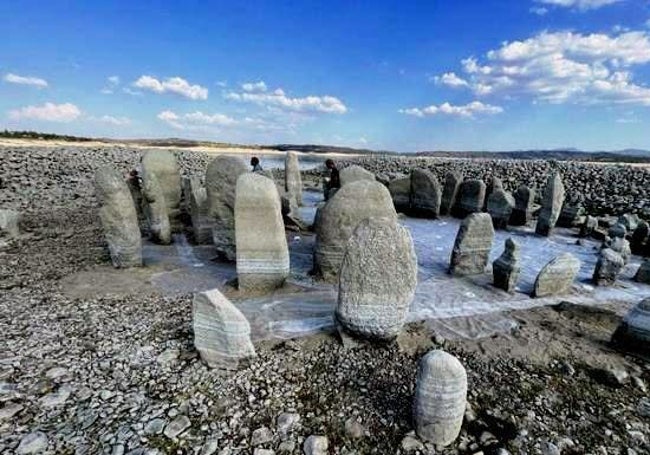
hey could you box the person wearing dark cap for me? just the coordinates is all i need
[324,159,340,200]
[250,156,263,172]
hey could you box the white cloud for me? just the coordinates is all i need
[101,75,121,94]
[399,101,503,118]
[3,73,48,88]
[225,83,347,114]
[433,72,469,87]
[8,102,81,122]
[435,30,650,106]
[157,110,237,130]
[535,0,624,11]
[133,75,208,100]
[530,6,549,15]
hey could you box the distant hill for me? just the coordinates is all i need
[416,149,650,163]
[263,144,394,155]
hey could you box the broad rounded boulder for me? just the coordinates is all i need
[141,150,182,230]
[336,217,417,339]
[339,165,376,187]
[593,248,625,286]
[532,253,580,297]
[449,213,494,276]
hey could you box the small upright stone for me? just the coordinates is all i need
[635,260,650,284]
[449,213,494,276]
[631,221,649,255]
[557,195,585,228]
[510,185,535,226]
[193,289,256,370]
[493,238,520,292]
[206,156,248,261]
[410,168,442,218]
[618,213,639,232]
[483,176,503,210]
[336,217,417,339]
[487,189,515,229]
[339,165,375,187]
[187,176,212,244]
[454,179,486,218]
[389,177,411,213]
[141,150,182,230]
[606,236,632,264]
[440,172,462,216]
[413,350,467,446]
[593,248,625,286]
[235,173,289,292]
[94,166,142,268]
[580,215,599,238]
[285,151,303,207]
[532,253,580,297]
[535,172,565,236]
[608,223,627,239]
[141,168,172,244]
[0,209,20,238]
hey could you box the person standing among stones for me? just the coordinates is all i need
[250,157,263,173]
[324,159,341,200]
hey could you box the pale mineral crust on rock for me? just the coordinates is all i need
[94,166,142,268]
[336,217,417,339]
[532,252,580,297]
[449,213,494,276]
[455,179,486,218]
[487,189,515,229]
[205,155,248,261]
[339,165,375,187]
[493,237,520,292]
[141,150,182,230]
[314,180,397,282]
[535,172,565,236]
[285,151,303,207]
[410,168,442,218]
[440,171,462,216]
[593,248,625,286]
[141,168,171,245]
[413,350,467,447]
[235,173,289,292]
[192,289,256,370]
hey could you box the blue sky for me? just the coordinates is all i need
[2,0,650,152]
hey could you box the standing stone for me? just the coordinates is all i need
[314,180,397,281]
[557,196,585,228]
[126,177,146,233]
[535,172,565,236]
[618,213,639,233]
[510,185,535,226]
[606,236,632,264]
[205,156,248,261]
[454,180,486,218]
[532,253,580,297]
[285,151,303,207]
[413,350,467,446]
[410,169,442,218]
[389,177,411,213]
[235,173,289,291]
[336,217,417,339]
[440,172,462,216]
[635,260,650,284]
[611,298,650,352]
[483,176,503,211]
[141,150,182,230]
[187,176,212,244]
[94,166,142,268]
[493,238,520,292]
[141,169,172,245]
[593,248,625,286]
[193,289,256,370]
[608,223,627,239]
[339,165,375,187]
[631,221,649,255]
[449,213,494,276]
[0,209,20,238]
[580,215,599,238]
[487,189,515,229]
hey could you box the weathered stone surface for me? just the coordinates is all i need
[580,215,599,238]
[487,189,515,229]
[557,199,585,228]
[315,180,397,281]
[483,176,503,211]
[449,213,494,276]
[16,431,48,454]
[455,179,486,218]
[532,253,580,297]
[618,213,639,232]
[340,165,375,187]
[608,223,627,239]
[141,168,171,244]
[303,435,329,455]
[141,150,181,230]
[510,185,535,226]
[193,289,256,370]
[493,238,520,292]
[605,236,631,264]
[206,156,248,261]
[440,172,462,216]
[284,151,303,207]
[414,350,467,446]
[593,248,625,286]
[336,217,417,339]
[631,221,649,255]
[410,168,442,218]
[185,176,212,244]
[635,260,650,284]
[94,166,142,268]
[389,177,411,213]
[235,173,289,291]
[535,172,565,236]
[612,298,650,352]
[0,209,20,237]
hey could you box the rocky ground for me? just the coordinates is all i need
[1,146,650,455]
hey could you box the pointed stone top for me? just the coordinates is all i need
[505,237,519,254]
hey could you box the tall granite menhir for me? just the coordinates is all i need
[454,179,486,218]
[449,213,494,276]
[206,156,248,261]
[284,151,303,208]
[410,168,442,218]
[314,180,397,281]
[94,166,142,268]
[141,168,171,244]
[235,173,290,292]
[141,150,182,231]
[186,176,212,244]
[440,172,462,216]
[510,185,535,226]
[336,217,417,339]
[535,172,565,236]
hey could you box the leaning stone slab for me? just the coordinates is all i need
[193,289,256,370]
[94,166,142,268]
[315,180,397,282]
[187,176,212,244]
[414,350,467,446]
[340,165,376,187]
[493,238,520,292]
[389,177,411,213]
[440,172,462,216]
[410,168,442,218]
[205,156,248,261]
[532,253,580,297]
[141,150,182,230]
[141,169,172,244]
[336,217,417,339]
[487,189,515,229]
[285,151,303,207]
[449,213,494,276]
[455,179,486,218]
[593,248,625,286]
[510,185,535,226]
[0,209,20,238]
[611,297,650,353]
[235,173,289,292]
[535,172,565,236]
